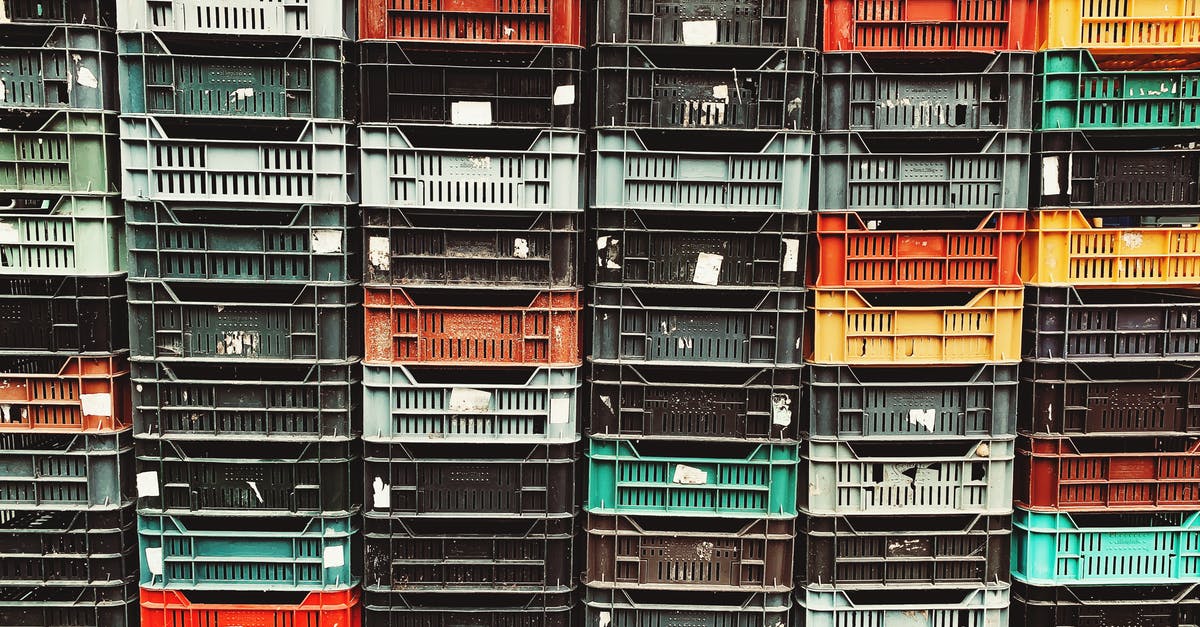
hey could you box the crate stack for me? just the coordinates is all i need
[0,0,138,623]
[584,1,815,624]
[805,0,1036,623]
[1012,3,1200,622]
[355,2,585,625]
[116,0,362,623]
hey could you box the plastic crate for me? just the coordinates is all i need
[809,288,1024,365]
[132,359,359,441]
[584,589,791,627]
[794,586,1010,627]
[595,0,816,47]
[1024,285,1200,362]
[128,280,357,364]
[798,513,1010,588]
[138,514,357,590]
[0,195,123,276]
[0,354,129,433]
[116,0,349,38]
[589,363,801,442]
[593,45,816,132]
[0,25,116,112]
[0,505,136,588]
[362,365,579,444]
[119,33,346,121]
[140,588,361,627]
[818,131,1031,212]
[127,201,354,284]
[1036,130,1200,210]
[1021,360,1200,437]
[822,51,1034,133]
[120,117,353,205]
[363,207,578,289]
[592,286,805,367]
[0,429,132,509]
[814,211,1025,290]
[0,273,127,355]
[359,0,581,45]
[586,439,799,518]
[0,110,117,196]
[1012,508,1200,585]
[1011,580,1200,627]
[807,364,1017,441]
[798,438,1014,516]
[363,590,574,627]
[360,126,582,212]
[363,441,575,517]
[0,581,137,627]
[364,515,572,592]
[135,439,355,516]
[594,209,807,289]
[0,0,115,26]
[1039,0,1200,59]
[585,514,794,591]
[360,43,581,128]
[363,287,581,367]
[823,0,1035,52]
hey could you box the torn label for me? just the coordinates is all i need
[513,238,529,258]
[246,481,264,503]
[1041,156,1061,197]
[229,87,254,101]
[693,252,723,286]
[771,394,792,426]
[368,236,391,270]
[372,477,390,509]
[448,388,491,413]
[0,222,18,244]
[310,229,342,254]
[75,66,98,89]
[673,464,708,485]
[782,238,800,272]
[553,84,576,106]
[79,393,112,417]
[908,409,936,432]
[451,101,493,126]
[137,471,159,497]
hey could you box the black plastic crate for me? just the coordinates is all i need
[585,589,791,627]
[0,580,137,627]
[362,590,574,627]
[132,359,360,441]
[1011,581,1200,627]
[808,364,1018,441]
[361,43,582,128]
[0,430,133,510]
[594,209,807,289]
[0,273,126,354]
[1036,130,1200,210]
[593,45,816,131]
[595,0,816,48]
[0,504,137,588]
[0,0,114,26]
[1024,286,1200,362]
[363,442,575,517]
[589,363,801,441]
[363,207,579,289]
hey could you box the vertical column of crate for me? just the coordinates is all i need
[0,0,137,624]
[1014,23,1200,620]
[807,1,1036,623]
[356,2,585,624]
[115,1,363,623]
[585,1,815,624]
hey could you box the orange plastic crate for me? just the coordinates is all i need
[360,0,582,45]
[364,288,582,366]
[824,0,1036,52]
[0,354,130,432]
[140,588,360,627]
[815,211,1025,289]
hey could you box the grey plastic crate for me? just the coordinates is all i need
[116,0,349,38]
[798,438,1014,516]
[585,589,792,627]
[1,0,115,27]
[817,131,1031,212]
[0,25,116,112]
[591,286,805,367]
[0,429,132,510]
[0,194,124,276]
[595,0,816,47]
[821,52,1034,133]
[794,586,1010,627]
[360,126,582,212]
[120,116,354,205]
[807,364,1018,441]
[362,364,579,444]
[0,111,118,196]
[592,129,811,212]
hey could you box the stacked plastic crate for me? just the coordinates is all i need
[806,0,1035,623]
[355,1,584,624]
[0,0,134,623]
[117,0,362,622]
[584,1,814,624]
[1013,3,1200,622]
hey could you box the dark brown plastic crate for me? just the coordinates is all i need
[0,505,136,586]
[595,0,817,48]
[0,273,126,355]
[1036,130,1200,210]
[0,580,137,627]
[361,590,574,627]
[1011,581,1200,627]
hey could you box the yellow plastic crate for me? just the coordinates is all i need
[1041,0,1200,58]
[1023,209,1200,287]
[811,288,1024,365]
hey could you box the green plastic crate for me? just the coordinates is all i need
[586,439,798,518]
[1038,49,1200,132]
[0,194,123,275]
[0,25,116,112]
[794,586,1010,627]
[0,429,132,510]
[0,111,118,195]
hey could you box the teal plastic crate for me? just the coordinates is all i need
[138,514,357,590]
[119,32,346,120]
[0,194,123,275]
[0,111,118,195]
[116,0,349,38]
[363,365,580,444]
[586,439,798,518]
[1012,508,1200,586]
[1038,49,1200,132]
[794,586,1010,627]
[0,25,116,112]
[585,589,792,627]
[0,429,132,510]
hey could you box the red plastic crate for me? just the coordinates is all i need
[1017,435,1200,512]
[140,588,360,627]
[823,0,1036,52]
[0,354,130,432]
[815,211,1025,289]
[364,288,582,367]
[360,0,582,45]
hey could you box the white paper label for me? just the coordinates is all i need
[908,408,937,432]
[246,480,264,503]
[368,236,391,270]
[372,477,390,509]
[1041,156,1061,196]
[451,101,493,126]
[216,330,259,357]
[713,85,729,101]
[0,81,6,102]
[137,471,159,497]
[145,547,164,575]
[598,611,611,627]
[673,464,708,485]
[771,394,792,426]
[682,19,719,45]
[310,229,342,254]
[782,238,800,272]
[449,388,492,413]
[549,397,571,425]
[79,393,112,417]
[323,546,345,568]
[513,238,530,258]
[229,86,254,101]
[693,253,723,286]
[75,65,98,89]
[597,236,621,269]
[0,222,18,244]
[553,84,576,106]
